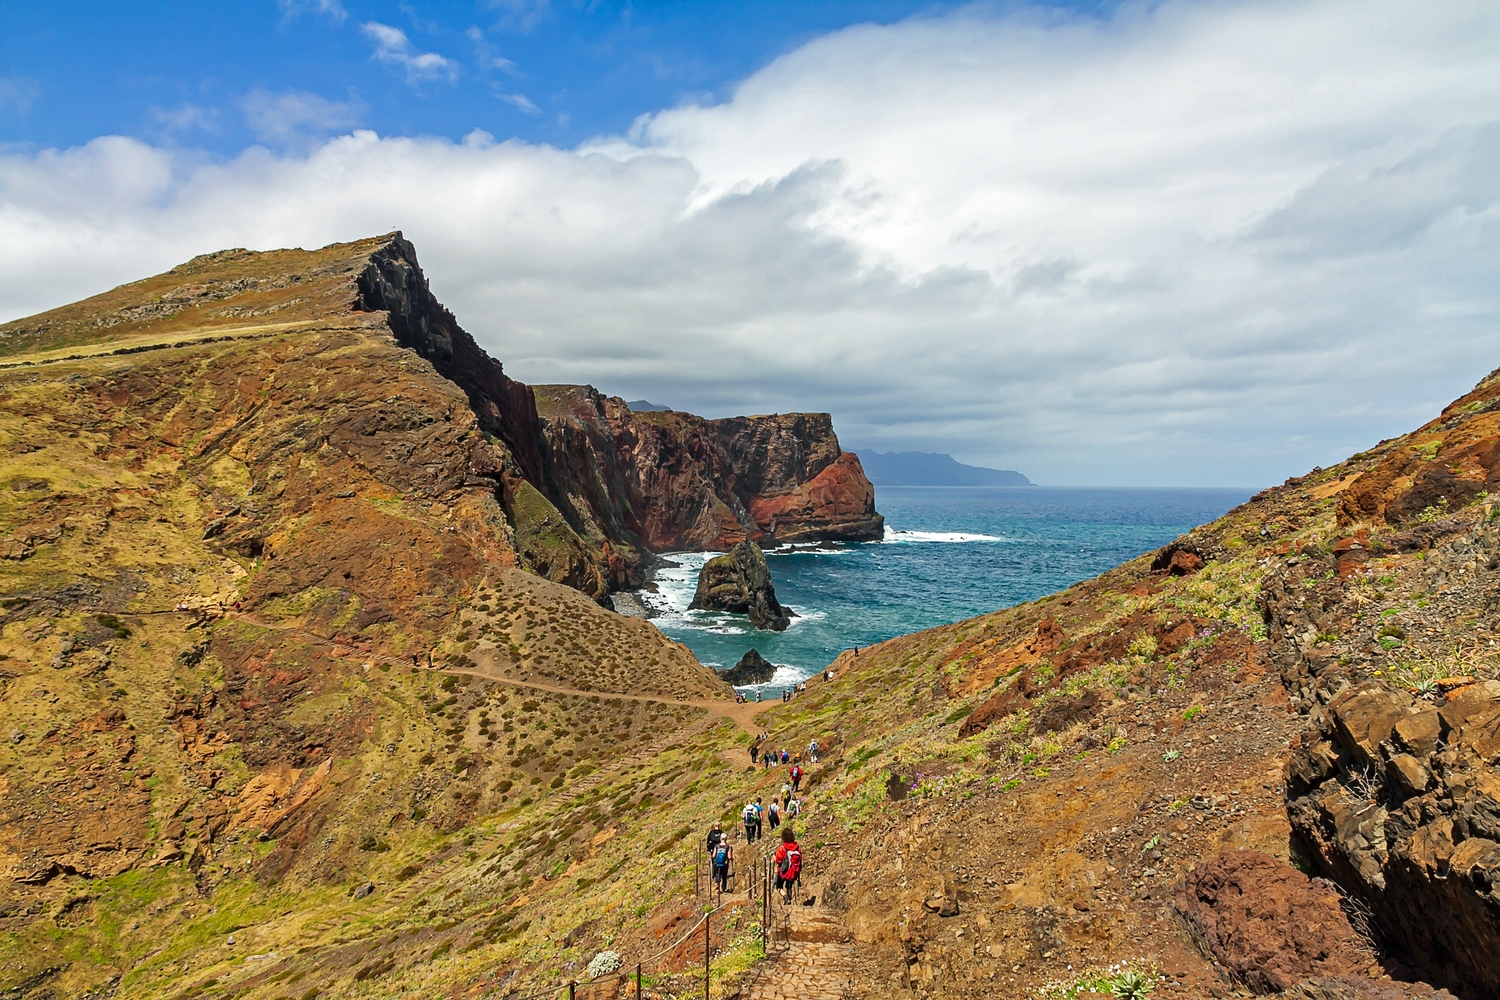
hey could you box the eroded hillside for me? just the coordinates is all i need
[0,235,871,999]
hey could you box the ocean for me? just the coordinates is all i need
[639,486,1256,691]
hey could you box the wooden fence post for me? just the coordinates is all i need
[635,962,642,1000]
[703,915,711,1000]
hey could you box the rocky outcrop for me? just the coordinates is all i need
[690,541,791,631]
[1287,681,1500,998]
[1174,850,1377,994]
[354,238,881,597]
[533,385,883,557]
[720,649,777,686]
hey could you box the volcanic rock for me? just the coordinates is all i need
[1287,681,1500,999]
[1174,850,1375,994]
[689,541,791,631]
[720,649,777,686]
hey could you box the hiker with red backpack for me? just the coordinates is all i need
[790,763,803,793]
[774,827,801,903]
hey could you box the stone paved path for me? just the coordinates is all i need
[745,881,854,1000]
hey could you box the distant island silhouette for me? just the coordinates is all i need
[856,450,1030,487]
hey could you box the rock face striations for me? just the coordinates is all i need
[689,540,791,630]
[532,385,883,559]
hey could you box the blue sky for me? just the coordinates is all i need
[1,1,1498,486]
[0,1,1098,152]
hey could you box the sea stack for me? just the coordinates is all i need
[719,649,777,685]
[689,540,792,630]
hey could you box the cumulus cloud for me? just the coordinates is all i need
[240,88,363,145]
[1,0,1498,486]
[361,22,460,85]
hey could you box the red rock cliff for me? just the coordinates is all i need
[354,236,882,590]
[532,385,884,554]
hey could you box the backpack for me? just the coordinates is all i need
[713,844,729,867]
[743,804,757,823]
[778,845,801,881]
[791,766,802,780]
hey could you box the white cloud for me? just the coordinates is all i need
[278,0,348,24]
[485,0,552,34]
[467,26,519,74]
[2,0,1498,486]
[150,103,219,133]
[0,77,40,116]
[240,88,363,145]
[361,22,460,85]
[498,92,541,115]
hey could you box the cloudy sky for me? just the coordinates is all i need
[2,1,1497,486]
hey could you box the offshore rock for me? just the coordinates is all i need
[689,541,791,631]
[720,649,777,686]
[1287,681,1500,998]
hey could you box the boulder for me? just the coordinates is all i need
[720,649,777,686]
[1174,850,1375,994]
[689,541,791,631]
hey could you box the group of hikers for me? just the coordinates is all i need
[706,821,802,901]
[701,743,818,901]
[699,821,798,899]
[735,683,810,704]
[748,735,819,769]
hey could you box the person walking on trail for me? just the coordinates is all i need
[790,763,803,793]
[762,749,773,770]
[706,821,724,856]
[780,748,790,765]
[774,827,802,903]
[767,798,781,832]
[807,738,819,763]
[747,740,758,764]
[711,833,733,894]
[743,801,760,844]
[787,797,801,819]
[780,783,792,810]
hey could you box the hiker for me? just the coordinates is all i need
[780,783,792,810]
[807,738,819,763]
[706,821,724,856]
[774,827,802,903]
[755,688,762,703]
[711,833,732,894]
[787,797,801,819]
[780,748,789,765]
[763,749,773,770]
[747,741,758,764]
[767,798,781,831]
[790,763,803,793]
[743,801,760,843]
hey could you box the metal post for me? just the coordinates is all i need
[704,915,710,1000]
[636,962,642,1000]
[569,982,576,1000]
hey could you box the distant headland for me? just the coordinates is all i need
[855,450,1031,487]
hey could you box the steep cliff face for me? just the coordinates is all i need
[533,384,884,554]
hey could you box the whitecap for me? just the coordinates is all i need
[882,527,1008,544]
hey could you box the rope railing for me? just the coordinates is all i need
[494,892,748,1000]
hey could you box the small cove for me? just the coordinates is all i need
[638,486,1256,690]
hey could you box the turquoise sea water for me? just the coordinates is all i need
[642,486,1256,690]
